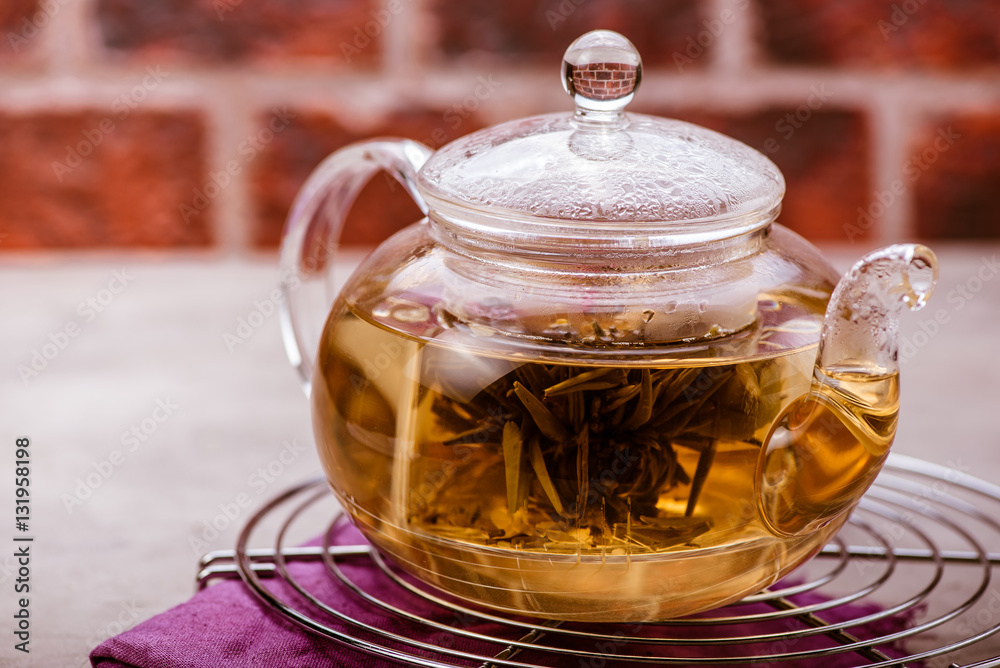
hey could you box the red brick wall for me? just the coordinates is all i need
[1,0,998,251]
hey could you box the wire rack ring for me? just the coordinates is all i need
[198,454,1000,668]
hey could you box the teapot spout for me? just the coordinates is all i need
[756,244,938,538]
[818,244,939,377]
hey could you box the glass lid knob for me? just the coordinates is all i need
[562,30,643,115]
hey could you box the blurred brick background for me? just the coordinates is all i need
[1,0,998,251]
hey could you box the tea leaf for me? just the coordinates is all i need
[657,368,734,435]
[567,390,585,429]
[502,421,524,514]
[639,515,710,530]
[633,434,662,452]
[514,382,571,442]
[608,402,627,428]
[553,380,622,395]
[604,383,641,411]
[655,367,702,407]
[576,424,589,514]
[528,436,564,514]
[516,363,555,396]
[619,522,711,548]
[544,368,621,397]
[542,527,588,544]
[444,425,499,446]
[685,441,717,517]
[432,525,490,541]
[622,368,653,430]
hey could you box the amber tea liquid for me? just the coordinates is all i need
[312,305,897,620]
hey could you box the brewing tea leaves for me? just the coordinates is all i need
[502,421,524,513]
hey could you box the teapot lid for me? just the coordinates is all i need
[417,30,785,249]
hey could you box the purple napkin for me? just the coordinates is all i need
[91,520,919,668]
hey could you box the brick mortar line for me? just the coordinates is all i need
[0,70,995,108]
[2,60,998,82]
[869,94,913,242]
[381,0,425,78]
[633,72,1000,110]
[202,79,256,254]
[27,0,84,74]
[46,0,96,75]
[0,247,232,262]
[706,0,760,75]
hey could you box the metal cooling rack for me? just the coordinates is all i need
[197,454,1000,667]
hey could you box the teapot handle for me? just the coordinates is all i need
[278,139,433,394]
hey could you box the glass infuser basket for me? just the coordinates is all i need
[278,30,939,622]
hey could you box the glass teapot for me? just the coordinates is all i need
[278,31,938,622]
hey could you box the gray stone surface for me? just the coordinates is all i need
[0,245,998,667]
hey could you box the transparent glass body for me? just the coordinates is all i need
[309,222,882,621]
